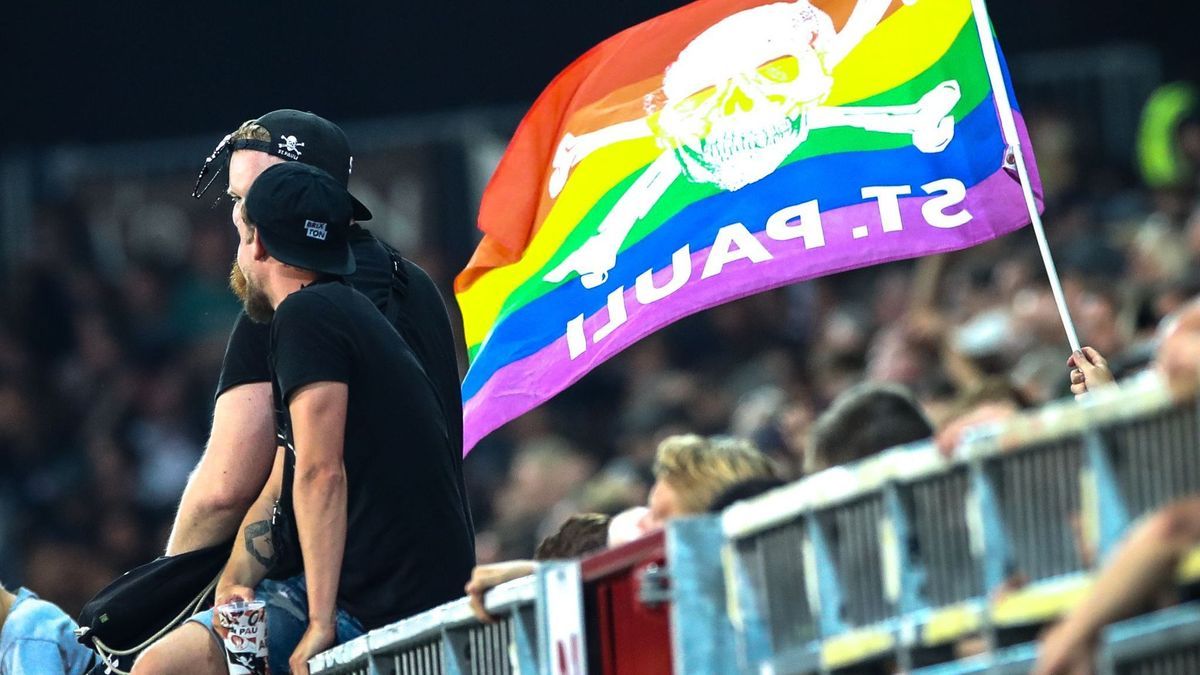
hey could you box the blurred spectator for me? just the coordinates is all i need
[1074,285,1132,367]
[466,513,611,622]
[640,434,779,533]
[533,513,611,560]
[479,435,595,562]
[1035,497,1200,674]
[1153,297,1200,394]
[0,581,94,674]
[1069,297,1200,397]
[805,382,933,474]
[935,378,1029,456]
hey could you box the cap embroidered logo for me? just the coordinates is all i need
[304,220,328,241]
[278,135,305,159]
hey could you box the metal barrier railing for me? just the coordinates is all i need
[902,465,981,609]
[753,522,816,651]
[988,434,1087,582]
[722,377,1200,673]
[310,379,1199,675]
[1105,402,1200,519]
[1116,644,1200,675]
[910,604,1200,674]
[309,572,542,675]
[817,493,892,628]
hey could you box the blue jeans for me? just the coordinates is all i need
[189,576,365,674]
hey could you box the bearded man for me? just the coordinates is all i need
[134,161,473,675]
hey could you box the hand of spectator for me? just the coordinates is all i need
[465,560,536,623]
[211,583,257,639]
[935,402,1019,458]
[289,619,337,675]
[215,583,257,607]
[1067,347,1114,398]
[1033,619,1097,675]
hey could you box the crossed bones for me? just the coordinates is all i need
[543,0,959,290]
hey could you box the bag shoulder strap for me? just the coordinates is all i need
[86,572,219,675]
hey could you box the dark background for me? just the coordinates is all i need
[4,0,1198,150]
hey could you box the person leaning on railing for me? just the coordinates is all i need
[465,513,611,623]
[167,110,471,557]
[804,382,934,474]
[466,434,780,622]
[134,164,474,675]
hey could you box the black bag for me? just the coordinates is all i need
[76,540,230,674]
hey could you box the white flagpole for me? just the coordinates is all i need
[970,0,1082,353]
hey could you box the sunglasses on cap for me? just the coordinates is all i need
[190,126,276,202]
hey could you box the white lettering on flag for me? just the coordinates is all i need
[701,223,773,280]
[920,178,972,228]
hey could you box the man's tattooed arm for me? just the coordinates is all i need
[243,519,277,571]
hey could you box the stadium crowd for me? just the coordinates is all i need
[0,84,1199,672]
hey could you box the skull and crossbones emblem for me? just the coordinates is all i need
[544,0,959,289]
[277,135,305,159]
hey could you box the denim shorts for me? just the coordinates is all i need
[189,575,365,674]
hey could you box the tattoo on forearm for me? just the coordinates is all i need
[244,520,276,570]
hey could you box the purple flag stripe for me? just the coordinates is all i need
[464,164,1033,451]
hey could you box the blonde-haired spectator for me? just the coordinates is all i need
[641,434,779,532]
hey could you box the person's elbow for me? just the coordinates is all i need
[295,460,346,491]
[186,466,261,517]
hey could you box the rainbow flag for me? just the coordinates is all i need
[456,0,1041,453]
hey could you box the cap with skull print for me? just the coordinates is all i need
[249,109,373,221]
[194,109,373,221]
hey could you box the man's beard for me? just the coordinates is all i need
[230,262,274,324]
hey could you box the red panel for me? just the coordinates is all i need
[582,531,673,675]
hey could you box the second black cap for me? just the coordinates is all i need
[243,162,357,277]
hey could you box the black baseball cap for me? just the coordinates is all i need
[243,162,357,277]
[193,109,373,221]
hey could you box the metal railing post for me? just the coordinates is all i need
[665,516,739,675]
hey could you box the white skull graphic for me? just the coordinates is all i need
[542,0,962,289]
[278,135,305,158]
[649,1,836,192]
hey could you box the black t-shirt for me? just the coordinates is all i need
[269,280,475,629]
[217,227,466,470]
[214,228,473,624]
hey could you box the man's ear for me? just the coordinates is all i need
[249,228,270,262]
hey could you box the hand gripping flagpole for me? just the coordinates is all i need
[970,0,1082,353]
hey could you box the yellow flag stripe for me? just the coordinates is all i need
[458,137,660,344]
[826,0,971,106]
[458,0,972,347]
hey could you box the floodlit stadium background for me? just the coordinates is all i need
[1,0,1198,625]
